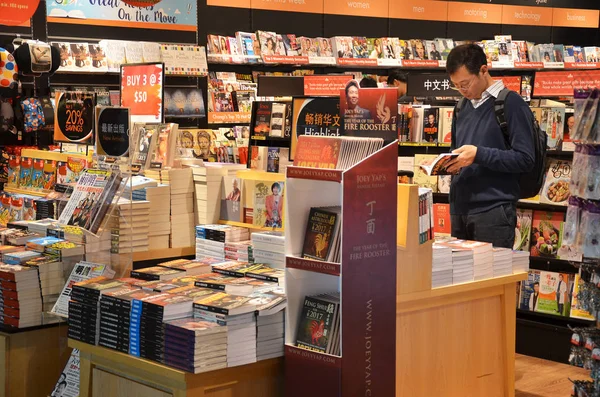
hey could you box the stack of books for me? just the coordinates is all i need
[193,292,258,367]
[130,292,195,362]
[109,199,151,253]
[0,245,24,261]
[83,229,112,264]
[251,231,285,268]
[195,225,250,261]
[2,250,41,265]
[447,246,475,284]
[194,272,275,295]
[26,219,56,236]
[431,244,453,288]
[25,256,64,312]
[244,264,285,287]
[512,250,530,274]
[0,264,42,328]
[164,317,228,373]
[442,240,493,281]
[130,266,186,281]
[156,258,213,276]
[492,248,514,277]
[250,288,286,360]
[191,164,246,226]
[68,277,128,345]
[144,169,170,185]
[169,169,196,248]
[98,286,143,353]
[146,185,171,250]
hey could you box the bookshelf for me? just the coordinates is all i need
[284,142,398,396]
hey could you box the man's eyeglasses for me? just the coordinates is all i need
[450,75,478,92]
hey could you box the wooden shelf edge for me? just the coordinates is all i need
[2,187,48,197]
[68,339,188,381]
[397,272,527,305]
[131,246,195,262]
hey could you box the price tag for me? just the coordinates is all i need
[53,92,95,143]
[96,107,130,157]
[120,63,164,123]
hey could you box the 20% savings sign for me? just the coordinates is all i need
[120,63,164,122]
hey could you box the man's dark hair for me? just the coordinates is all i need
[387,69,407,86]
[533,282,539,286]
[345,80,360,96]
[446,44,487,75]
[359,76,378,88]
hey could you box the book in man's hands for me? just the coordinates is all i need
[419,153,458,176]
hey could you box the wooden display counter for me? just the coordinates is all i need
[396,184,527,397]
[0,322,69,397]
[70,340,284,397]
[396,273,526,397]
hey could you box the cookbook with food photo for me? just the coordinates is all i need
[530,211,564,259]
[540,160,571,206]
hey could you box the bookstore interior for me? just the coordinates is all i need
[3,0,600,396]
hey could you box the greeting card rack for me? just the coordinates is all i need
[284,142,398,397]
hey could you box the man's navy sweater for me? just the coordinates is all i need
[450,91,535,215]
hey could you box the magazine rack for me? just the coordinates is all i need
[397,184,433,295]
[284,142,398,397]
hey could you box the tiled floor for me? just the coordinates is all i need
[515,354,591,396]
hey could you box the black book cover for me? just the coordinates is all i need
[422,108,439,143]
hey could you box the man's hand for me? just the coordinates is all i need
[446,145,477,174]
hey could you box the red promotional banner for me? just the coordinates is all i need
[493,76,522,93]
[304,75,353,96]
[340,83,398,143]
[0,0,38,26]
[534,70,600,97]
[120,63,164,122]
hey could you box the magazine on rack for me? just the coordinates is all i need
[50,348,80,397]
[57,169,122,234]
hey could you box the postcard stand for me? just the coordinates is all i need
[284,142,398,397]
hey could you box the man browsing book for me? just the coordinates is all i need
[444,44,535,248]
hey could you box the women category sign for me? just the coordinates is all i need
[46,0,196,32]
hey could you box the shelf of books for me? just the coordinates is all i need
[284,141,398,396]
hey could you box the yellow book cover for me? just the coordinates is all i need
[413,154,439,192]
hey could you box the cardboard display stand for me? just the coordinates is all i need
[284,142,398,397]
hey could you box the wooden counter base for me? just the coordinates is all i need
[397,273,527,397]
[70,340,284,397]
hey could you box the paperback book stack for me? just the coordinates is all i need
[144,185,171,250]
[195,225,250,261]
[431,244,453,288]
[109,199,151,253]
[2,250,41,265]
[130,266,185,281]
[245,264,285,287]
[191,164,246,225]
[130,292,195,362]
[0,264,42,328]
[194,272,273,295]
[156,258,213,277]
[296,293,340,356]
[0,245,24,261]
[68,277,128,345]
[442,240,493,281]
[492,247,514,277]
[512,250,530,274]
[98,286,143,353]
[250,288,286,360]
[26,219,56,236]
[164,317,227,373]
[25,256,64,312]
[444,245,474,284]
[193,292,258,367]
[83,229,112,264]
[251,231,285,268]
[169,168,196,248]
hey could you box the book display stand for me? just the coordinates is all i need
[284,142,399,397]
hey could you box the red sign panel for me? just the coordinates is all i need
[534,70,600,97]
[304,75,353,96]
[493,76,522,93]
[120,63,164,123]
[0,0,38,26]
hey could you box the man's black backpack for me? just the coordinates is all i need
[454,88,547,199]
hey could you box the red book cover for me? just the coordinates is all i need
[530,211,564,258]
[293,136,341,169]
[433,204,451,236]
